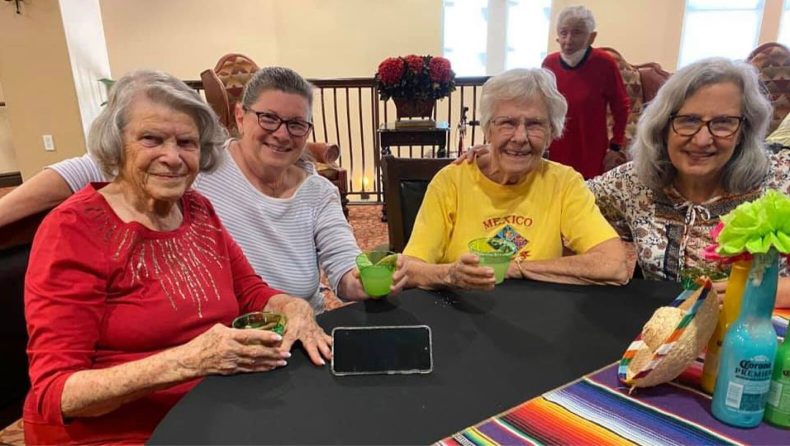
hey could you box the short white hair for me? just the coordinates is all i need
[479,68,567,140]
[557,5,596,33]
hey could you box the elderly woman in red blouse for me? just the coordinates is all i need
[23,70,331,444]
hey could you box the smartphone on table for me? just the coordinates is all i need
[330,325,433,376]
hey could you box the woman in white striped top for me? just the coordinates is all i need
[0,66,407,313]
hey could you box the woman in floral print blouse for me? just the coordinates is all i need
[587,57,790,307]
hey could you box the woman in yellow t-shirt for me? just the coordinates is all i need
[403,68,628,290]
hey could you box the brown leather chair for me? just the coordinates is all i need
[306,142,349,218]
[381,155,451,252]
[747,42,790,134]
[200,53,260,132]
[600,47,672,147]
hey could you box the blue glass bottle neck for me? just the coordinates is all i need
[737,251,779,321]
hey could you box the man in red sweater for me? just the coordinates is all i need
[542,5,630,179]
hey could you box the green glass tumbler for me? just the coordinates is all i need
[468,238,517,284]
[232,311,287,336]
[356,250,397,298]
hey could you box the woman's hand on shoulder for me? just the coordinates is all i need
[269,295,332,366]
[175,323,289,377]
[452,144,490,166]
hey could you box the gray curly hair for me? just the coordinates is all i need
[88,70,227,177]
[631,57,772,193]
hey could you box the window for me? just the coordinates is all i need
[443,0,552,76]
[778,0,790,47]
[678,0,764,68]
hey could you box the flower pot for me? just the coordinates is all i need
[393,97,435,120]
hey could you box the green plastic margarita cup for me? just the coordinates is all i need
[232,311,287,336]
[468,238,517,284]
[356,250,397,298]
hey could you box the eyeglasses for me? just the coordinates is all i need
[245,108,313,137]
[669,114,744,138]
[489,116,548,137]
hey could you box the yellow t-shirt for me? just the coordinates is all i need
[403,159,618,264]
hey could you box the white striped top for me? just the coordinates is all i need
[49,141,360,313]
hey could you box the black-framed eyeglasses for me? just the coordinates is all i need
[669,114,745,138]
[245,108,313,137]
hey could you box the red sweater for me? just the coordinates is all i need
[542,47,630,179]
[23,184,281,444]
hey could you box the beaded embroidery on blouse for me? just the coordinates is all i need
[85,193,224,318]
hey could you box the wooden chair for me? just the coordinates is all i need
[747,42,790,134]
[306,142,349,218]
[200,53,260,132]
[381,156,451,252]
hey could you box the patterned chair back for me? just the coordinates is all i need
[213,53,260,111]
[600,47,671,148]
[202,53,260,133]
[747,42,790,134]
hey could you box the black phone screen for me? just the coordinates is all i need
[331,325,433,376]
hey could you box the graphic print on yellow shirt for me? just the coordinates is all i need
[403,160,617,265]
[491,223,530,260]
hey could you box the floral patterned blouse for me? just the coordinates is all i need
[587,150,790,281]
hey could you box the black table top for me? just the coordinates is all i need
[149,279,679,445]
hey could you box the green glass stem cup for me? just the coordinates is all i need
[356,250,397,298]
[468,238,517,285]
[232,311,288,336]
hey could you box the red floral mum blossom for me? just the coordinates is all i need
[404,55,424,73]
[375,54,456,101]
[377,58,404,85]
[429,57,452,83]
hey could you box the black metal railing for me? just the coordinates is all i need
[186,76,490,203]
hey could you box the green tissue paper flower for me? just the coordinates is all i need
[716,189,790,256]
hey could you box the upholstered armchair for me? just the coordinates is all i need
[747,42,790,134]
[306,142,349,218]
[201,53,260,132]
[600,47,672,148]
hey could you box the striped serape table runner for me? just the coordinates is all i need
[439,309,789,445]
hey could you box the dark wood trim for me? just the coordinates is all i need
[0,171,22,188]
[0,209,49,251]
